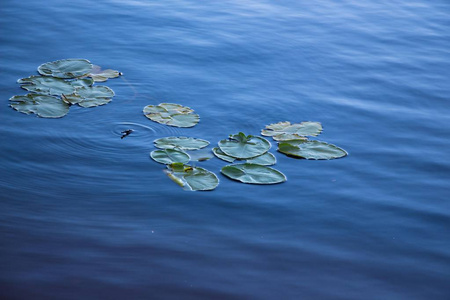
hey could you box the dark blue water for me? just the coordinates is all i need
[1,0,449,299]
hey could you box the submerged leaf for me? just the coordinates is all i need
[150,149,190,164]
[221,163,286,185]
[9,94,69,118]
[18,75,75,95]
[88,65,121,82]
[38,58,93,78]
[278,139,347,160]
[261,121,322,141]
[166,163,219,191]
[75,86,115,107]
[154,137,210,150]
[143,103,199,127]
[218,132,270,159]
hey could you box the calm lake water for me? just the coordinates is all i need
[1,0,449,299]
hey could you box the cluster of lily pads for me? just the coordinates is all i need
[9,59,121,118]
[143,104,347,191]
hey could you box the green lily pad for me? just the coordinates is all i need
[69,77,94,88]
[18,75,75,95]
[88,65,121,82]
[246,152,276,165]
[212,147,236,163]
[212,147,276,166]
[143,103,199,127]
[74,86,115,107]
[38,58,93,78]
[278,139,347,160]
[150,149,190,164]
[261,121,322,141]
[218,132,270,159]
[154,137,210,150]
[165,163,219,191]
[221,163,286,185]
[9,93,69,118]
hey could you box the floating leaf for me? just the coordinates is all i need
[212,147,276,165]
[212,147,236,163]
[150,149,190,164]
[143,103,199,127]
[18,76,75,95]
[221,163,286,185]
[38,58,93,78]
[69,77,94,88]
[246,152,276,165]
[278,139,347,160]
[88,65,121,82]
[75,86,115,108]
[154,137,209,150]
[218,132,270,159]
[262,121,322,141]
[165,163,219,191]
[9,94,69,118]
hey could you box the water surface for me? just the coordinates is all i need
[1,0,449,299]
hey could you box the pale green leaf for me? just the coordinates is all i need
[38,58,93,78]
[9,93,69,118]
[218,132,270,159]
[150,149,190,164]
[278,139,347,160]
[154,137,209,150]
[221,163,286,185]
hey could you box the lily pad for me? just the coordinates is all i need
[212,147,276,166]
[154,137,209,150]
[69,77,94,88]
[143,103,199,128]
[212,147,236,163]
[38,58,93,78]
[150,149,190,164]
[165,163,219,191]
[218,132,270,159]
[74,86,115,107]
[9,93,69,118]
[261,121,322,141]
[246,152,277,166]
[18,75,75,95]
[221,163,286,185]
[278,139,347,160]
[88,65,121,82]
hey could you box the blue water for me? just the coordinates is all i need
[1,0,449,299]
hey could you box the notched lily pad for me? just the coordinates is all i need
[165,163,219,191]
[278,139,347,160]
[18,75,75,95]
[143,103,199,127]
[38,58,93,78]
[9,93,69,118]
[150,149,190,164]
[262,121,322,141]
[88,65,121,82]
[154,137,209,150]
[74,86,115,107]
[218,132,271,159]
[221,163,286,185]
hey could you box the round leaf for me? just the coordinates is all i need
[262,121,322,140]
[212,147,236,163]
[218,132,270,159]
[9,94,69,118]
[221,163,286,185]
[246,152,276,166]
[75,86,115,107]
[18,75,75,95]
[278,139,347,160]
[38,58,93,78]
[143,103,199,128]
[150,149,190,164]
[166,164,219,191]
[154,137,210,150]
